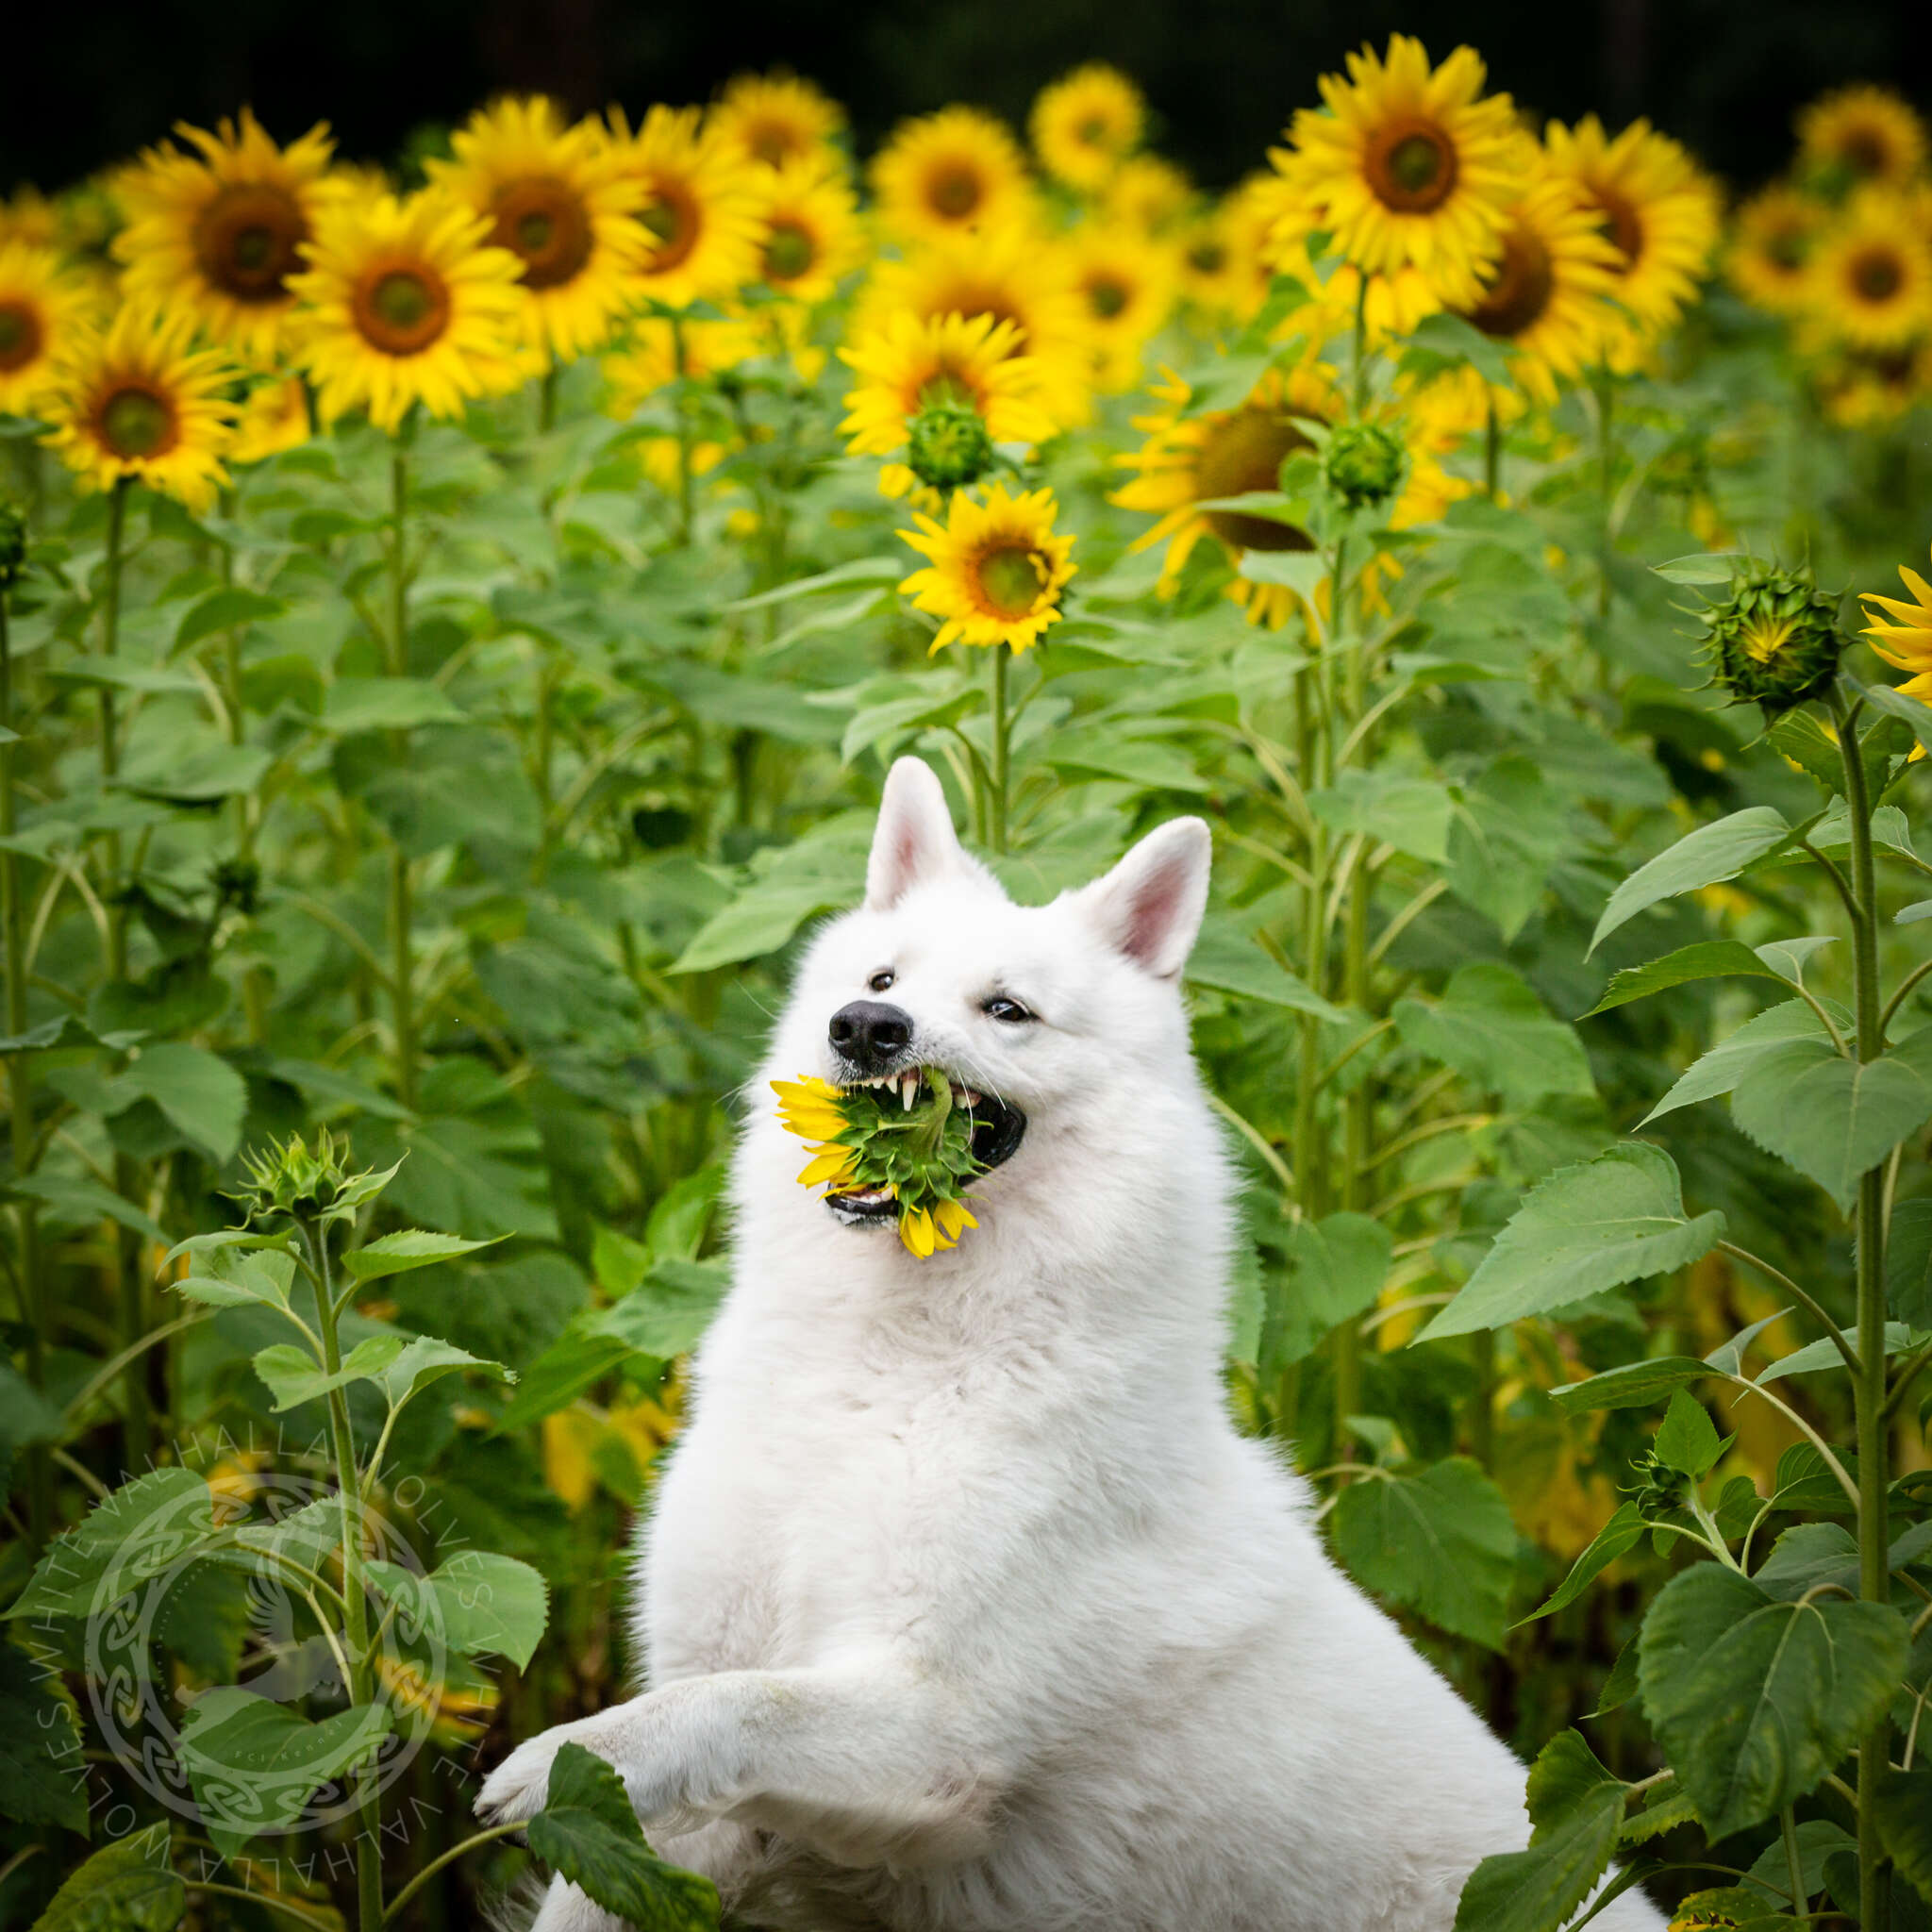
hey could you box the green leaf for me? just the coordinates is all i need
[1874,1764,1932,1906]
[321,676,467,735]
[1856,678,1932,763]
[1444,758,1570,941]
[8,1172,168,1246]
[0,1641,87,1833]
[1654,1388,1725,1478]
[526,1742,721,1931]
[1401,310,1516,388]
[1329,1457,1517,1650]
[10,1468,217,1620]
[1392,962,1594,1110]
[1582,941,1792,1017]
[1453,1731,1628,1932]
[1520,1502,1648,1624]
[491,1326,641,1434]
[1591,808,1792,957]
[121,1041,248,1162]
[252,1334,403,1410]
[1744,1818,1856,1904]
[1638,1563,1908,1839]
[363,1549,549,1670]
[178,1688,392,1861]
[590,1258,730,1358]
[1757,1320,1918,1384]
[1753,1523,1860,1602]
[1260,1212,1391,1373]
[374,1335,513,1405]
[1653,553,1745,585]
[1643,999,1840,1125]
[1887,1197,1932,1327]
[1186,924,1351,1023]
[1307,770,1456,865]
[1423,1144,1724,1341]
[117,741,274,805]
[342,1229,503,1284]
[175,586,285,650]
[0,1011,144,1054]
[725,555,902,611]
[1730,1026,1932,1210]
[175,1246,295,1312]
[26,1824,182,1932]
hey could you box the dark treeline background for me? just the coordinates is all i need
[5,0,1929,206]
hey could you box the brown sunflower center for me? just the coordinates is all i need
[1195,407,1315,553]
[192,180,309,305]
[1767,224,1808,272]
[1851,246,1903,303]
[0,298,42,372]
[1188,239,1227,275]
[1079,117,1109,147]
[1841,128,1889,177]
[96,382,179,459]
[1366,119,1458,214]
[490,175,593,290]
[763,219,818,283]
[1086,274,1131,320]
[748,120,802,167]
[639,183,700,272]
[927,164,984,221]
[353,263,453,357]
[1592,187,1644,269]
[976,542,1046,619]
[1461,224,1555,341]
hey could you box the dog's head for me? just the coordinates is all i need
[763,757,1212,1238]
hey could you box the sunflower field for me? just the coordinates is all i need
[2,38,1932,1932]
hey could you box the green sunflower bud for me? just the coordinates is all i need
[0,497,27,590]
[1701,560,1844,715]
[906,400,995,493]
[229,1128,385,1224]
[1322,422,1407,512]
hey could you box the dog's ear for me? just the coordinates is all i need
[1078,819,1212,978]
[866,758,970,910]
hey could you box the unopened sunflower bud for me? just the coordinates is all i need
[1322,422,1407,512]
[0,498,27,589]
[230,1128,370,1223]
[906,400,995,493]
[1701,560,1844,714]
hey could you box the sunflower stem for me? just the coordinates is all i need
[539,362,558,435]
[0,581,49,1545]
[218,488,267,1044]
[988,644,1010,856]
[1484,399,1501,501]
[1593,366,1615,627]
[672,314,695,546]
[387,448,418,1113]
[1351,275,1369,417]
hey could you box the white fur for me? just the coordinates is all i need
[479,759,1662,1932]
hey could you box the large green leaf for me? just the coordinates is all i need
[1520,1502,1648,1624]
[26,1824,182,1932]
[342,1228,503,1284]
[1423,1144,1724,1341]
[1638,1564,1908,1839]
[1444,758,1571,941]
[1643,999,1840,1124]
[1259,1212,1391,1373]
[1582,941,1794,1017]
[1591,808,1792,956]
[322,675,467,734]
[1887,1196,1932,1327]
[1874,1764,1932,1906]
[1307,770,1455,865]
[525,1742,721,1931]
[591,1258,731,1358]
[1730,1026,1932,1210]
[1186,924,1350,1023]
[119,1042,248,1163]
[253,1333,510,1411]
[1453,1730,1629,1932]
[364,1549,549,1670]
[1328,1457,1517,1650]
[1393,962,1594,1109]
[0,1642,87,1833]
[10,1468,217,1620]
[178,1689,392,1860]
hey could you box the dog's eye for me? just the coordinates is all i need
[984,995,1032,1024]
[867,968,896,993]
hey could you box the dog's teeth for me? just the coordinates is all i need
[960,1088,980,1108]
[901,1074,916,1109]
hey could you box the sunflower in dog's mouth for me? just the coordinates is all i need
[772,1068,1025,1256]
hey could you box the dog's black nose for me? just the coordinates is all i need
[828,1000,913,1072]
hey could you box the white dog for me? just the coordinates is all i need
[477,758,1661,1932]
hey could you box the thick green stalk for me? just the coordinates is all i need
[538,363,558,435]
[1,590,48,1541]
[672,316,694,546]
[218,497,267,1043]
[387,451,417,1112]
[1834,689,1891,1932]
[533,648,556,884]
[307,1225,386,1932]
[1334,538,1371,1446]
[1484,400,1501,501]
[988,646,1010,856]
[1594,371,1615,625]
[1291,670,1324,1245]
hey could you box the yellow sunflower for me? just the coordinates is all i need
[425,95,650,362]
[287,189,530,432]
[42,304,238,510]
[710,72,847,173]
[855,222,1092,425]
[898,484,1076,655]
[605,105,768,310]
[1811,337,1932,427]
[0,242,97,419]
[1063,223,1178,391]
[602,313,760,418]
[1273,36,1528,309]
[1103,154,1193,237]
[1029,64,1145,194]
[1542,115,1720,365]
[1450,165,1624,402]
[1804,188,1932,349]
[230,375,311,464]
[113,108,337,365]
[772,1074,862,1186]
[0,189,59,250]
[840,309,1058,500]
[752,157,866,305]
[1862,548,1932,725]
[871,108,1035,242]
[1726,184,1826,315]
[1797,84,1928,192]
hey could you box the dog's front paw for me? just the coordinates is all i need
[475,1725,578,1827]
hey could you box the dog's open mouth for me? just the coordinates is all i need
[823,1069,1025,1227]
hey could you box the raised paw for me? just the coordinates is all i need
[475,1724,579,1827]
